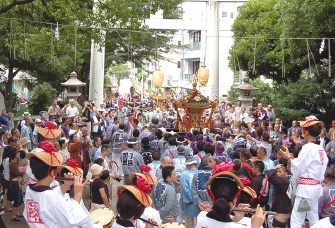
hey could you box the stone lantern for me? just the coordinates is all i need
[61,71,86,101]
[235,77,259,108]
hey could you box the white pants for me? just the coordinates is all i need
[290,196,319,227]
[112,152,123,176]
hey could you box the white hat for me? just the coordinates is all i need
[20,137,31,146]
[35,118,42,123]
[22,111,31,116]
[91,164,103,176]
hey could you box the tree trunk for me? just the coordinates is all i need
[6,62,19,112]
[78,52,91,103]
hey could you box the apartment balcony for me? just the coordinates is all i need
[183,42,202,60]
[180,74,192,81]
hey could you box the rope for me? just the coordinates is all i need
[253,39,257,75]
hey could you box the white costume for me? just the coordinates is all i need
[195,211,255,228]
[290,142,328,227]
[311,217,335,228]
[24,185,101,227]
[133,207,161,228]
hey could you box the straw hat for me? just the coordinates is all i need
[117,185,152,207]
[27,151,63,167]
[206,171,257,199]
[58,158,83,176]
[20,137,31,146]
[128,173,157,185]
[36,121,62,139]
[26,141,63,166]
[300,116,324,129]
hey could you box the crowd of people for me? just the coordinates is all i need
[0,96,334,228]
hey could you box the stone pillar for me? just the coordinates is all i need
[205,0,220,100]
[89,0,105,105]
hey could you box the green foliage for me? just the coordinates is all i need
[28,82,57,114]
[249,78,273,105]
[108,64,130,86]
[227,84,239,104]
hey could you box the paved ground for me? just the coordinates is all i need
[2,179,121,228]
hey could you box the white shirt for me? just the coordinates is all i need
[24,186,99,228]
[3,158,9,181]
[92,116,101,133]
[133,207,161,228]
[66,106,79,117]
[291,142,328,199]
[196,211,254,228]
[311,217,335,228]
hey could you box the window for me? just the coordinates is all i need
[193,61,200,74]
[177,61,181,68]
[230,12,234,18]
[222,11,228,17]
[193,31,201,42]
[178,41,181,46]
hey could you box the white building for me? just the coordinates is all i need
[145,0,247,99]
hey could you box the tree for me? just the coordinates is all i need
[229,0,303,82]
[107,64,130,86]
[227,84,239,104]
[0,0,183,111]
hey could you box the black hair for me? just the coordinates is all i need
[306,124,322,137]
[19,150,26,159]
[102,139,110,145]
[241,122,248,129]
[100,170,110,181]
[116,190,145,220]
[58,139,66,148]
[9,148,19,161]
[133,119,139,125]
[30,156,57,180]
[164,133,172,141]
[197,140,205,151]
[240,149,251,160]
[281,127,288,135]
[101,144,110,152]
[203,143,215,156]
[162,166,175,180]
[224,123,231,127]
[114,116,118,122]
[155,129,163,140]
[152,150,161,161]
[10,128,18,136]
[253,160,265,173]
[211,198,231,222]
[262,133,270,142]
[168,137,177,146]
[119,123,125,130]
[133,129,140,138]
[141,137,151,147]
[94,158,104,166]
[250,146,259,157]
[7,137,17,144]
[151,118,159,125]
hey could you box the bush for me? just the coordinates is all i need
[28,82,57,115]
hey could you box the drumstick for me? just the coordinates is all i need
[232,208,277,215]
[139,218,158,226]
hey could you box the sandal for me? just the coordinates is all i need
[16,214,24,218]
[10,216,21,221]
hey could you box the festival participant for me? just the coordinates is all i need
[172,146,186,180]
[161,137,178,159]
[195,162,265,228]
[148,151,161,175]
[24,142,97,227]
[193,140,206,167]
[191,154,216,212]
[180,158,200,228]
[311,215,335,228]
[113,185,161,228]
[120,137,145,185]
[280,116,328,227]
[152,166,181,223]
[128,171,161,228]
[265,164,291,228]
[90,164,111,209]
[318,166,335,219]
[250,161,269,209]
[155,156,172,180]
